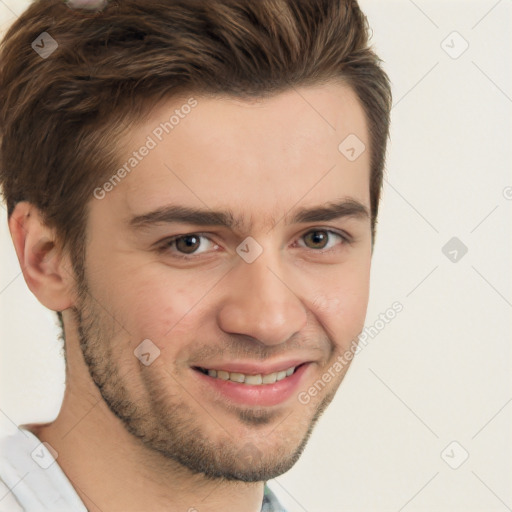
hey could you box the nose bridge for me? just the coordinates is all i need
[217,249,307,346]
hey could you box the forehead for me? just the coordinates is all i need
[92,81,371,230]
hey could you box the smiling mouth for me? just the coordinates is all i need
[193,364,306,386]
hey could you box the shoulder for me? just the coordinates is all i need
[0,427,87,512]
[0,428,37,512]
[0,479,24,512]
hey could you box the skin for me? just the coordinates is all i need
[9,81,372,512]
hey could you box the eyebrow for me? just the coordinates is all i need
[128,198,370,232]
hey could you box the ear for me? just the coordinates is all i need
[8,201,77,312]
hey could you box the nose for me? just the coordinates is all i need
[216,254,308,346]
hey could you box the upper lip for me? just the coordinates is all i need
[192,359,310,375]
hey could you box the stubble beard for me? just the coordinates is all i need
[70,268,338,482]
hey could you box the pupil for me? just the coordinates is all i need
[177,235,199,253]
[308,231,327,248]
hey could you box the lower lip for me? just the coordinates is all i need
[192,363,311,407]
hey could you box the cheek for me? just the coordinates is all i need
[136,288,199,340]
[310,260,371,349]
[99,264,207,345]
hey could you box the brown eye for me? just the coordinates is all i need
[175,234,201,254]
[303,230,329,249]
[159,233,218,259]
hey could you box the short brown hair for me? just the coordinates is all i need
[0,0,391,326]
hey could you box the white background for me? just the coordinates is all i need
[1,1,511,511]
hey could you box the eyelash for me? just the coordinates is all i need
[157,229,352,260]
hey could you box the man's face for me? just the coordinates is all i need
[73,82,372,481]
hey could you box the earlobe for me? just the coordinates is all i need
[8,201,76,312]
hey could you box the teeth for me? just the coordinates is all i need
[199,365,298,385]
[245,374,263,385]
[262,372,277,384]
[230,372,245,383]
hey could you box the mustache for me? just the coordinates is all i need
[186,335,331,363]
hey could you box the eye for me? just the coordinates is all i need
[157,228,351,260]
[298,229,349,251]
[159,233,217,258]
